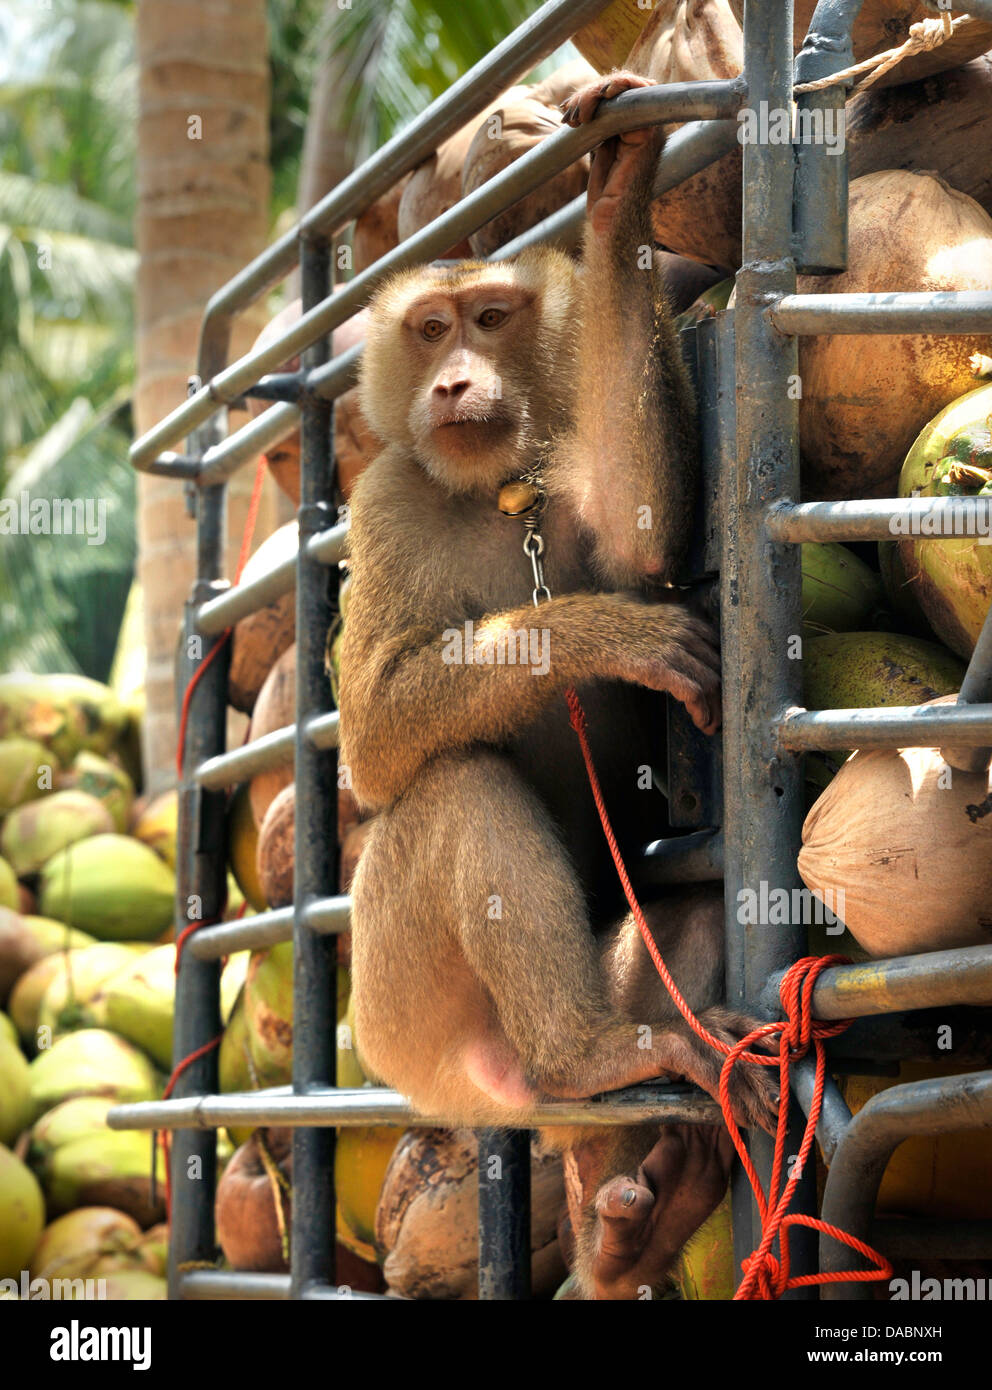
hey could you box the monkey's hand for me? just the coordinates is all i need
[614,602,722,736]
[559,72,659,240]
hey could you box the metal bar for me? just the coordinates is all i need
[290,236,340,1299]
[478,1130,532,1300]
[772,291,992,335]
[792,0,861,273]
[729,0,818,1295]
[641,829,724,884]
[789,1056,853,1164]
[820,1070,992,1298]
[195,522,347,637]
[198,402,300,488]
[131,81,745,473]
[167,417,227,1300]
[942,594,992,771]
[778,702,992,751]
[765,945,992,1021]
[107,1084,722,1132]
[189,896,351,960]
[179,1272,291,1300]
[767,496,992,543]
[193,0,620,388]
[244,371,304,403]
[196,726,294,789]
[307,711,340,749]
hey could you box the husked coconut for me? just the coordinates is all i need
[799,697,992,957]
[228,523,298,715]
[798,171,992,500]
[257,782,294,910]
[352,175,409,274]
[248,646,295,828]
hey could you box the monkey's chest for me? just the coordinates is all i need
[452,502,588,614]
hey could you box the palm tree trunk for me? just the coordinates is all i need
[135,0,278,791]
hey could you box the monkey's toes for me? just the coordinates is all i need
[559,72,654,127]
[724,1057,780,1137]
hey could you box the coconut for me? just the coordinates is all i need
[228,523,298,715]
[134,1223,168,1277]
[37,942,149,1039]
[527,59,598,110]
[0,1036,32,1145]
[397,87,531,257]
[896,382,992,660]
[375,1128,566,1300]
[0,1143,45,1279]
[39,833,175,940]
[0,1012,14,1047]
[0,736,54,816]
[352,176,409,274]
[798,172,992,500]
[257,782,294,910]
[1,790,114,878]
[0,859,16,913]
[27,1029,160,1119]
[248,647,295,828]
[336,1127,400,1254]
[92,944,176,1070]
[0,911,94,1005]
[29,1207,143,1281]
[244,941,294,1084]
[801,543,884,637]
[28,1095,166,1226]
[461,98,590,259]
[218,993,257,1147]
[96,1270,168,1299]
[878,540,934,638]
[803,631,964,712]
[571,0,653,71]
[131,789,177,867]
[215,1129,292,1272]
[0,673,127,763]
[676,1191,735,1301]
[9,954,64,1047]
[228,783,266,911]
[57,751,134,833]
[799,708,992,957]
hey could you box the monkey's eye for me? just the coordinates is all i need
[478,307,508,329]
[422,319,448,341]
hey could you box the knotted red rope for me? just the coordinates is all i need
[563,684,892,1299]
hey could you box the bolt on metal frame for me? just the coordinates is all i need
[110,0,992,1299]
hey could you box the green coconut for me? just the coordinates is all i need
[27,1028,160,1119]
[0,859,17,912]
[244,941,294,1083]
[896,382,992,659]
[95,1270,167,1299]
[877,541,935,639]
[218,992,256,1147]
[94,944,175,1070]
[0,910,96,1007]
[28,1098,166,1228]
[9,953,65,1047]
[0,1143,45,1279]
[29,1206,143,1281]
[1,790,114,877]
[673,277,734,332]
[0,1036,32,1145]
[676,1192,735,1301]
[0,1011,15,1047]
[221,950,250,1024]
[39,834,175,940]
[0,736,55,816]
[58,751,134,833]
[37,942,148,1039]
[0,673,127,764]
[801,543,883,637]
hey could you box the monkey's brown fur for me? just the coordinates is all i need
[340,74,776,1297]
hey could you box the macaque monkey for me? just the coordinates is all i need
[340,73,775,1297]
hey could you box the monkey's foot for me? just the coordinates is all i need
[559,72,661,240]
[689,1008,781,1137]
[589,1124,732,1300]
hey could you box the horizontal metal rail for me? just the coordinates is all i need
[820,1069,992,1298]
[196,524,347,636]
[131,80,745,472]
[197,712,338,792]
[177,1271,392,1300]
[778,702,992,751]
[108,1083,722,1132]
[191,896,350,960]
[768,497,992,543]
[764,945,992,1023]
[773,291,992,335]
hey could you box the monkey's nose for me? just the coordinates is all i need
[434,377,470,399]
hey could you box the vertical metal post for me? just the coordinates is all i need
[724,0,818,1293]
[478,1129,531,1300]
[291,236,340,1296]
[169,416,228,1298]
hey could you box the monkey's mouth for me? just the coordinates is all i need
[431,417,513,447]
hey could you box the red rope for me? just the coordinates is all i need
[563,684,892,1299]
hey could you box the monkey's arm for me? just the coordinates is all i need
[338,568,718,811]
[553,75,699,589]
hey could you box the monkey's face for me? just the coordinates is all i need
[359,252,579,494]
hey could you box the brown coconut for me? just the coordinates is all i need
[727,1,992,89]
[228,522,298,715]
[462,97,590,259]
[375,1127,566,1300]
[352,175,410,274]
[215,1128,292,1272]
[571,0,654,72]
[798,170,992,501]
[257,782,294,910]
[527,58,598,110]
[396,87,531,258]
[248,645,295,828]
[799,696,992,958]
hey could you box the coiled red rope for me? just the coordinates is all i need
[563,684,892,1299]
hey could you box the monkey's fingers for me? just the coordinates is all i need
[559,71,655,129]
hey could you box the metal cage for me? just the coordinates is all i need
[110,0,992,1300]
